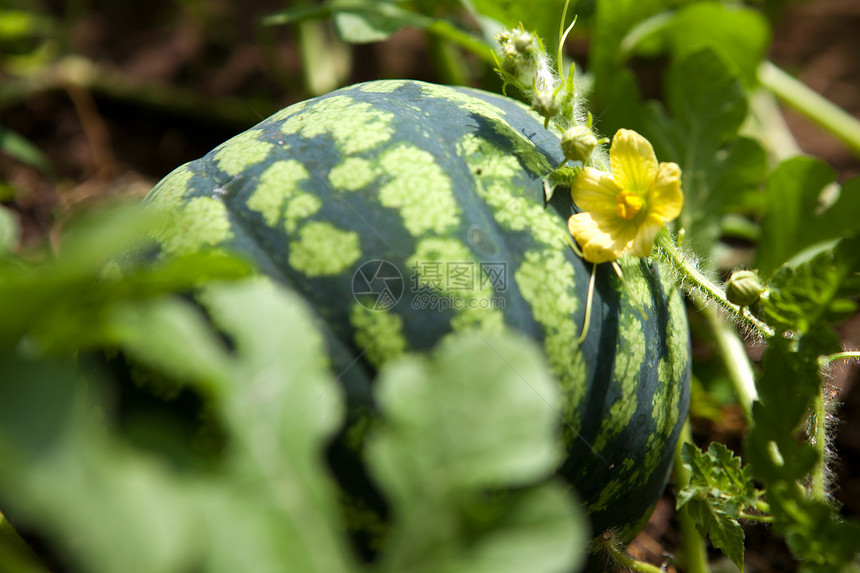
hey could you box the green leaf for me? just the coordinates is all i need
[757,158,860,276]
[0,356,198,573]
[195,279,354,573]
[468,0,568,47]
[680,442,758,509]
[761,235,860,334]
[367,332,563,498]
[744,321,860,568]
[197,279,344,468]
[678,442,760,570]
[766,482,860,569]
[106,296,232,389]
[686,499,745,571]
[0,127,50,171]
[622,3,770,88]
[332,0,429,44]
[664,48,747,165]
[367,331,586,573]
[265,0,434,44]
[0,206,250,353]
[0,205,19,254]
[709,136,768,214]
[0,280,356,573]
[645,47,759,256]
[590,0,662,133]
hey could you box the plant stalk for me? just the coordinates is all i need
[703,305,758,422]
[759,61,860,160]
[809,388,829,501]
[426,20,496,65]
[674,422,710,573]
[823,351,860,364]
[611,553,666,573]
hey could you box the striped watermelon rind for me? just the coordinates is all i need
[146,79,691,542]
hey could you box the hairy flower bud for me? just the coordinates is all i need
[495,27,541,87]
[561,125,598,164]
[533,88,561,121]
[725,270,764,307]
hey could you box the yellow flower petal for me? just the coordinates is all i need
[570,166,621,215]
[609,129,658,195]
[647,161,683,222]
[568,213,619,263]
[568,212,639,264]
[626,216,664,258]
[567,128,683,264]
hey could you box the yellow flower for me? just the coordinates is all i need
[567,129,683,263]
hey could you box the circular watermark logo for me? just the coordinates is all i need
[352,259,404,311]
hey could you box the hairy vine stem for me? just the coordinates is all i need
[655,231,774,340]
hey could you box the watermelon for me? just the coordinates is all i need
[146,79,691,545]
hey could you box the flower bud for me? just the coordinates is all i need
[725,270,764,307]
[561,125,598,164]
[533,88,561,121]
[495,27,540,86]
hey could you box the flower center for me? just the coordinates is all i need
[614,189,644,220]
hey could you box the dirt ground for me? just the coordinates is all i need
[2,1,859,572]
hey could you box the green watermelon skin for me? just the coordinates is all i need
[146,79,691,540]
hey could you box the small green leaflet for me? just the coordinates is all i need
[543,164,579,202]
[678,442,763,571]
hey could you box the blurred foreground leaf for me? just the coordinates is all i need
[0,204,251,353]
[0,280,353,573]
[0,243,586,573]
[368,332,587,573]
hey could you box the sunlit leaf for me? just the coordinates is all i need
[761,235,860,334]
[621,3,770,87]
[757,158,860,276]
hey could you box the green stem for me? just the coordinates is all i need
[655,232,774,339]
[703,305,757,422]
[611,553,666,573]
[674,423,711,573]
[425,20,496,66]
[739,512,773,524]
[748,88,802,161]
[0,56,272,127]
[426,33,471,86]
[823,351,860,364]
[809,389,829,501]
[758,61,860,159]
[297,19,351,95]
